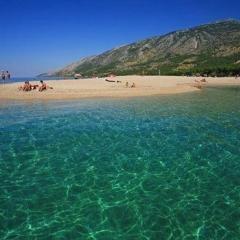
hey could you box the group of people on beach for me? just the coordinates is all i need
[105,77,136,88]
[1,70,10,81]
[193,78,207,89]
[125,81,136,88]
[18,80,53,92]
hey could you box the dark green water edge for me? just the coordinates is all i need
[0,86,240,239]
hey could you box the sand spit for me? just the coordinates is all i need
[0,76,239,101]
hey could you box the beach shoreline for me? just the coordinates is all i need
[0,75,239,102]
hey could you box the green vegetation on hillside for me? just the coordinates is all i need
[41,20,240,78]
[69,53,240,77]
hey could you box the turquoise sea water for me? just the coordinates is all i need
[0,86,240,239]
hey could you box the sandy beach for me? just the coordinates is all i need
[0,75,240,101]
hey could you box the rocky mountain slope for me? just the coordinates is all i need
[42,19,240,77]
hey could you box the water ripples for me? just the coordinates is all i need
[0,87,240,239]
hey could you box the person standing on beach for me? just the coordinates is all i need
[1,71,5,83]
[6,71,10,80]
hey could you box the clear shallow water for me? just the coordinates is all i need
[0,87,240,240]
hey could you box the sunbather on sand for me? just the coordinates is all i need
[39,80,47,91]
[18,81,32,91]
[39,80,53,92]
[131,82,136,88]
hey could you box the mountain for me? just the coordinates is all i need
[43,19,240,77]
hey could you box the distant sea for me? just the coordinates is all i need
[0,76,74,84]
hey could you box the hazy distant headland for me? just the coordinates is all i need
[39,19,240,78]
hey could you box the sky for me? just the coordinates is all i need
[0,0,240,77]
